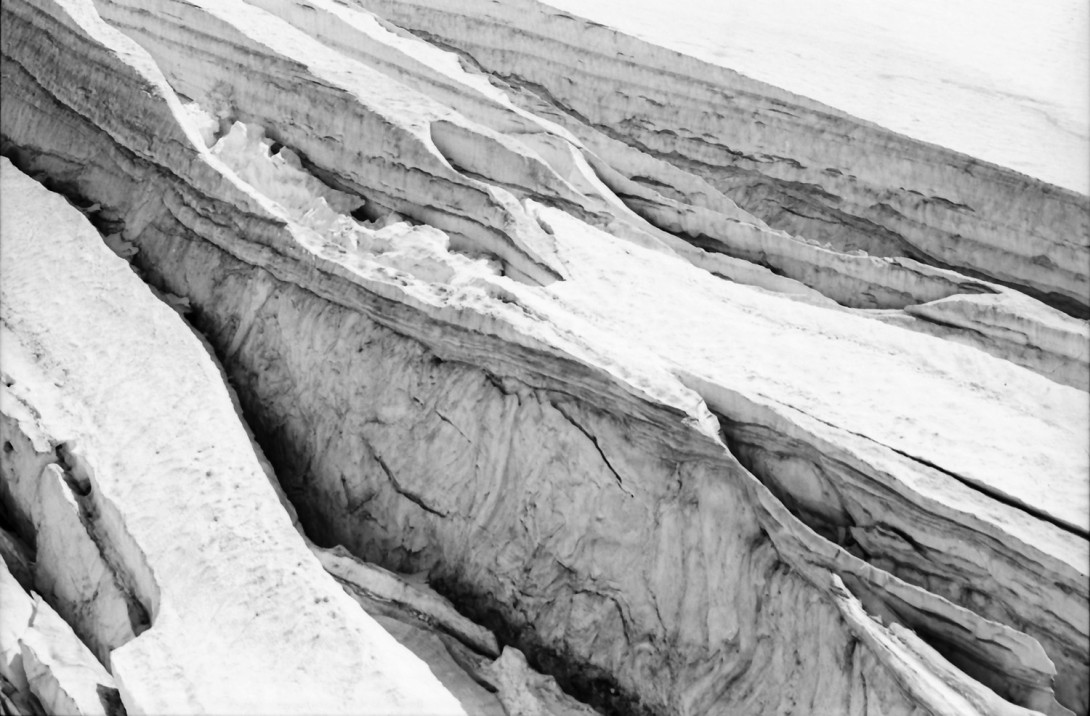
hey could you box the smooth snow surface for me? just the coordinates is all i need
[542,0,1090,193]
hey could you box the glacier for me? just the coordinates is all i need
[0,1,1086,715]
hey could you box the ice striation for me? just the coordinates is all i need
[0,0,1087,715]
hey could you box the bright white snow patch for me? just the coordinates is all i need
[542,0,1090,194]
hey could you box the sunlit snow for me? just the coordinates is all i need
[543,0,1090,193]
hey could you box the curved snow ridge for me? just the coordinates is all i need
[0,155,466,715]
[678,371,1088,712]
[554,122,1007,313]
[352,0,1090,317]
[90,0,569,286]
[748,481,1067,716]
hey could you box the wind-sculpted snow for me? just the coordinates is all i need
[1,0,1087,714]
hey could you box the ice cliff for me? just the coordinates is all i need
[0,1,1087,715]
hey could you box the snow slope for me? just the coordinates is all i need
[542,0,1090,194]
[0,155,465,715]
[1,0,1087,714]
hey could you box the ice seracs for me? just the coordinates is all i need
[1,0,1087,714]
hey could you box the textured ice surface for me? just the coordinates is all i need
[0,0,1086,714]
[542,0,1090,193]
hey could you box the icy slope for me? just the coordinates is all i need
[1,0,1087,715]
[541,0,1090,195]
[0,156,465,715]
[357,0,1089,318]
[0,152,590,716]
[2,560,122,716]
